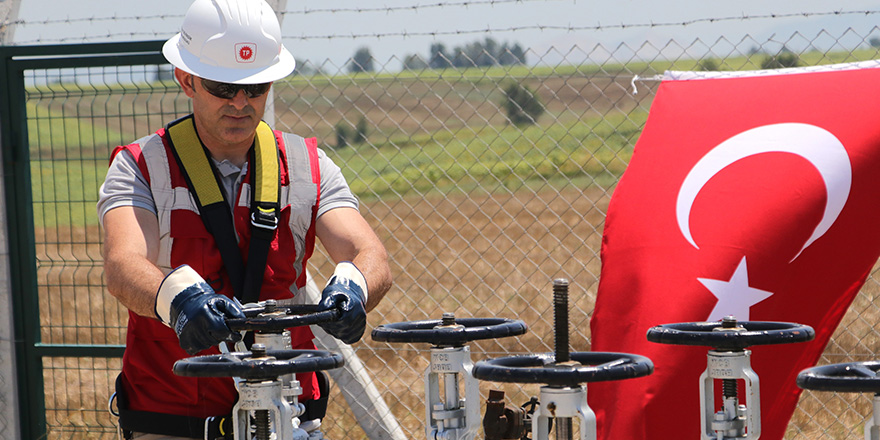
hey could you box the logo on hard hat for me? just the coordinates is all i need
[235,43,257,64]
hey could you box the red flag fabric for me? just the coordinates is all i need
[589,62,880,440]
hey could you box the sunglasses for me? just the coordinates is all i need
[198,77,271,99]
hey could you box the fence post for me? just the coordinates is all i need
[0,44,23,440]
[0,0,22,43]
[263,0,287,129]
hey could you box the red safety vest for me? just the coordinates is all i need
[110,122,322,417]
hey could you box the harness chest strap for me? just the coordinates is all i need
[165,115,280,304]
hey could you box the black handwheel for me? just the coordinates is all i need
[173,349,344,379]
[797,361,880,393]
[227,303,341,332]
[371,317,528,346]
[646,321,814,350]
[472,352,654,387]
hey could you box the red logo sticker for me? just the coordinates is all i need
[235,43,256,63]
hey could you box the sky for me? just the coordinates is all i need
[10,0,880,69]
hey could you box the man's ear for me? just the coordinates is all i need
[174,68,196,98]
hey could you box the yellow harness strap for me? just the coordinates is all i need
[252,122,280,212]
[167,117,279,210]
[165,115,280,303]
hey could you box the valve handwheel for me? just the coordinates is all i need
[646,320,815,350]
[371,316,528,346]
[797,361,880,393]
[227,302,341,332]
[173,348,344,380]
[472,352,654,387]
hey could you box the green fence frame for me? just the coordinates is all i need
[0,40,165,439]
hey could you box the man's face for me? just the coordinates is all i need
[175,69,271,152]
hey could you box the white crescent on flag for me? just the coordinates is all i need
[675,122,852,262]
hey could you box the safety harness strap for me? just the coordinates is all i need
[242,122,281,304]
[165,115,280,304]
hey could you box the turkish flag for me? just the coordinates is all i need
[589,62,880,440]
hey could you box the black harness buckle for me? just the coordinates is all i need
[251,205,279,231]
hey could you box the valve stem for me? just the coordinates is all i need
[553,279,570,364]
[719,316,740,400]
[251,343,267,358]
[441,312,456,326]
[249,343,271,440]
[721,315,737,329]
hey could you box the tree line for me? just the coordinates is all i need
[344,37,526,73]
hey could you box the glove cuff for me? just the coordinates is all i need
[155,264,208,325]
[329,261,368,304]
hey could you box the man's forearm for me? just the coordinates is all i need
[105,254,165,319]
[352,248,392,312]
[102,206,164,318]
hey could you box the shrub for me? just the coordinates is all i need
[698,58,720,71]
[501,82,544,126]
[760,51,801,69]
[335,123,352,149]
[354,117,368,145]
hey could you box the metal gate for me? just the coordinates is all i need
[0,40,174,438]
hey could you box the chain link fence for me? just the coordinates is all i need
[7,5,880,439]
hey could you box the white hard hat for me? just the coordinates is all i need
[163,0,295,84]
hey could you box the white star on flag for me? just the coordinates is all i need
[700,256,774,321]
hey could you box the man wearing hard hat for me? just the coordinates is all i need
[97,0,392,438]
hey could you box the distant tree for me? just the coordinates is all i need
[335,123,352,149]
[429,43,452,69]
[425,38,527,70]
[760,51,800,69]
[451,47,470,68]
[501,82,544,126]
[349,47,374,73]
[453,38,500,67]
[498,43,526,65]
[480,38,499,66]
[512,44,526,64]
[402,54,428,71]
[870,37,880,48]
[444,38,529,68]
[354,117,368,145]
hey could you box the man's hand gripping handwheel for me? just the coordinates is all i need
[155,265,246,355]
[317,262,368,344]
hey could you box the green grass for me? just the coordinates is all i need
[27,102,126,158]
[335,110,643,202]
[26,100,122,228]
[31,159,105,228]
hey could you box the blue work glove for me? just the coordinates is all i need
[317,262,368,344]
[155,265,245,355]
